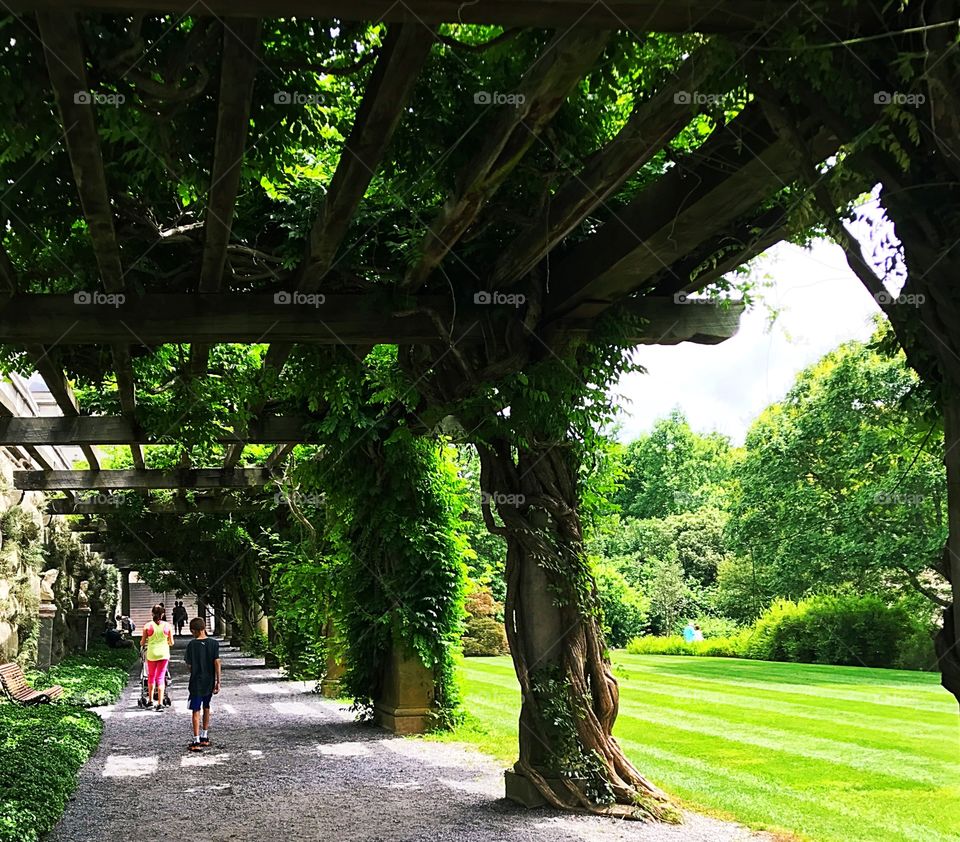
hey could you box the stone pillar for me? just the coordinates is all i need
[80,606,91,651]
[261,616,280,667]
[36,603,56,671]
[321,652,346,698]
[120,571,131,616]
[373,642,436,735]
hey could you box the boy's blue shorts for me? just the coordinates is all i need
[187,694,213,711]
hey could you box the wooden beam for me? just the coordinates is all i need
[263,443,295,470]
[404,28,610,289]
[546,106,840,318]
[0,414,311,446]
[25,346,100,470]
[47,495,268,514]
[37,12,124,294]
[112,344,145,469]
[16,468,274,490]
[13,2,857,32]
[0,292,741,346]
[0,245,17,297]
[490,41,727,287]
[191,17,263,375]
[300,24,437,291]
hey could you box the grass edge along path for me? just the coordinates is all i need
[424,653,959,842]
[0,645,136,842]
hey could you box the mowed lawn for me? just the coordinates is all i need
[436,654,959,842]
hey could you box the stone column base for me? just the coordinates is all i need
[373,642,435,735]
[373,702,434,735]
[504,765,587,808]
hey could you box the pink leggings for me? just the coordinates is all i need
[146,658,169,686]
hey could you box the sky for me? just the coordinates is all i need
[611,238,883,446]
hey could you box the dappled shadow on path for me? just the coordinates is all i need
[50,642,764,842]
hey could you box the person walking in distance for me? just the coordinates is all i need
[185,616,221,751]
[140,604,173,711]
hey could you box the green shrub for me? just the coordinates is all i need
[593,561,649,647]
[626,633,748,658]
[0,703,103,842]
[627,595,934,670]
[28,644,136,707]
[463,617,509,656]
[462,588,508,656]
[745,594,929,669]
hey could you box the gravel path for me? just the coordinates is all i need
[50,641,772,842]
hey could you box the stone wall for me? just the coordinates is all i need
[0,447,119,666]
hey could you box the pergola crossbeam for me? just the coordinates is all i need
[404,28,610,289]
[0,293,741,345]
[10,2,858,33]
[190,17,262,375]
[17,468,274,490]
[0,414,311,446]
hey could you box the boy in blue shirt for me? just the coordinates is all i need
[184,617,221,751]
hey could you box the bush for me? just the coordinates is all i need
[627,595,935,670]
[745,594,928,669]
[593,561,649,647]
[0,703,103,842]
[28,644,136,707]
[626,634,748,658]
[462,588,508,656]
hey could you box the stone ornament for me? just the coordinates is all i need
[39,568,59,604]
[77,580,90,609]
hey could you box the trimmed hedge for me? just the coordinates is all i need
[0,704,103,842]
[627,594,936,670]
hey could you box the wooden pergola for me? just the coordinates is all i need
[0,2,865,509]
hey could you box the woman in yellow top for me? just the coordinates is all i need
[141,604,174,711]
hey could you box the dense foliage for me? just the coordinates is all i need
[0,703,103,842]
[29,644,136,707]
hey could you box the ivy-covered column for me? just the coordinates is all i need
[477,438,677,820]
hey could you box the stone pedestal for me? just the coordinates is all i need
[320,652,345,698]
[37,603,56,671]
[504,764,587,808]
[79,607,91,651]
[373,644,435,735]
[67,607,92,652]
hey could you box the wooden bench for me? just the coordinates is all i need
[0,662,63,704]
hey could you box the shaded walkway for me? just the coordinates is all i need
[51,642,769,841]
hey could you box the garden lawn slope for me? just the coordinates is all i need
[446,654,959,842]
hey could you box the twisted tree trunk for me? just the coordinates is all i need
[476,438,679,821]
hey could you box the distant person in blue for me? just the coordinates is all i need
[184,617,221,752]
[682,622,696,643]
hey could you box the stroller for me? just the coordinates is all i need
[136,645,173,708]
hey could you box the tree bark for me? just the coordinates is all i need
[938,392,960,706]
[476,438,679,821]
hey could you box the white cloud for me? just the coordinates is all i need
[612,239,881,446]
